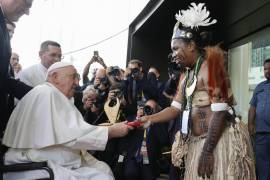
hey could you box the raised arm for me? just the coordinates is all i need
[82,57,95,84]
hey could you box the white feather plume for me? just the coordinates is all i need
[175,3,217,29]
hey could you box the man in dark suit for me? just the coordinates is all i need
[0,0,33,136]
[123,60,158,119]
[121,99,169,180]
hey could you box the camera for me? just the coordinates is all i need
[92,99,102,109]
[113,90,123,98]
[108,87,124,107]
[137,101,154,115]
[100,77,110,86]
[168,61,182,79]
[168,61,182,72]
[143,105,153,115]
[108,98,117,107]
[131,68,140,78]
[108,66,121,77]
[137,100,146,108]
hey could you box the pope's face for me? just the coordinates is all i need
[57,66,80,99]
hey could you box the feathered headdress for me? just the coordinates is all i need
[172,3,217,40]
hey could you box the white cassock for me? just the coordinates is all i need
[17,63,47,86]
[2,82,113,180]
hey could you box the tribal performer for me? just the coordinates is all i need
[140,3,255,180]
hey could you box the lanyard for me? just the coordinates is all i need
[180,56,203,134]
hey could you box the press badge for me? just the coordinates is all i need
[181,110,190,134]
[118,155,124,163]
[141,141,149,164]
[143,156,149,164]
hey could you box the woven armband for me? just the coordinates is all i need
[171,101,182,110]
[211,103,229,112]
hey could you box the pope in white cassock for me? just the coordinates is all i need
[2,62,133,180]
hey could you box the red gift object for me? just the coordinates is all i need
[126,120,142,127]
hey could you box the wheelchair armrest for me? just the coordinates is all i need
[0,161,49,172]
[0,161,54,179]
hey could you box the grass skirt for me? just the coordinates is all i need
[172,119,256,180]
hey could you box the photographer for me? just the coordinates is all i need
[123,59,158,119]
[93,68,110,104]
[107,83,127,113]
[148,66,169,108]
[163,55,185,180]
[121,99,170,180]
[95,83,128,176]
[162,55,184,107]
[82,85,108,125]
[107,66,123,84]
[82,51,107,85]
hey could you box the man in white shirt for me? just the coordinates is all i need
[3,62,133,180]
[17,40,62,86]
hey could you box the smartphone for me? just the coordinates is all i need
[94,51,99,57]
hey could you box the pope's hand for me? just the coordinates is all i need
[108,121,134,139]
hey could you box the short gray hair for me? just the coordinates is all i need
[82,85,98,102]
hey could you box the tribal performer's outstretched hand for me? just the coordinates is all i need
[138,116,152,129]
[198,151,214,178]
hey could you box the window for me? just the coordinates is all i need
[228,27,270,121]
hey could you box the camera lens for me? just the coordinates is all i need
[137,100,145,108]
[100,77,109,85]
[110,69,120,76]
[131,68,140,77]
[109,98,117,107]
[143,105,153,115]
[113,90,121,98]
[93,101,102,109]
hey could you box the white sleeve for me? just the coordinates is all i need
[17,70,33,87]
[64,126,109,151]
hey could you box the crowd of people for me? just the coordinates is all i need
[0,0,269,180]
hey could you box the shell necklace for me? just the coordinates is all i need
[185,56,203,97]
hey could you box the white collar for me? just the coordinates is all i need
[39,63,48,72]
